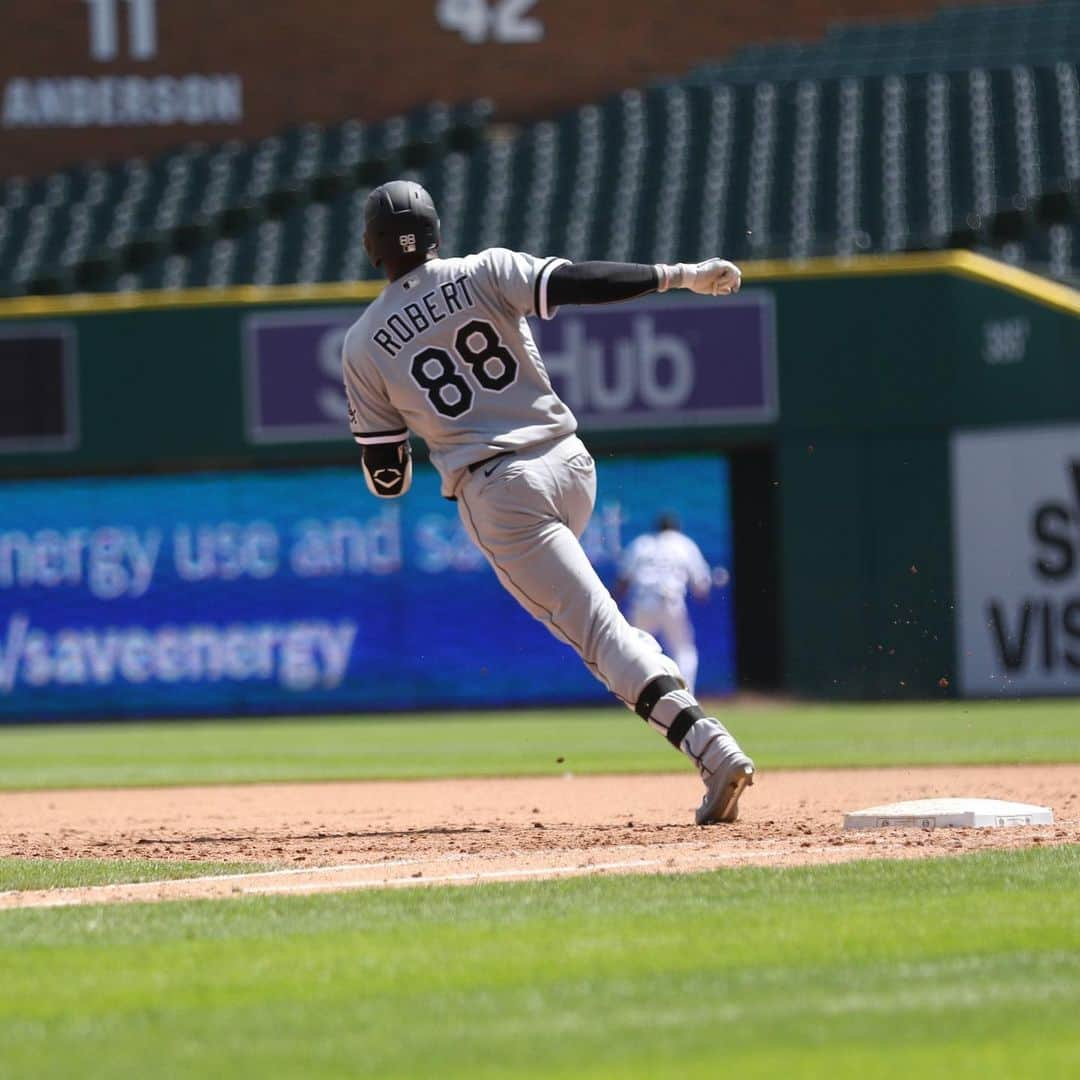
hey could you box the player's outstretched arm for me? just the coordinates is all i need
[546,258,741,309]
[546,262,658,306]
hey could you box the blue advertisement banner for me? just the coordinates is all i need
[243,295,777,443]
[0,455,735,720]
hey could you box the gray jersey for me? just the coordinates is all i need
[342,248,577,496]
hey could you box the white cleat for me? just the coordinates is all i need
[695,758,755,825]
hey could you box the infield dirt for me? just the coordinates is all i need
[2,764,1078,909]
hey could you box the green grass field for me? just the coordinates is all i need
[2,699,1077,1078]
[1,699,1077,790]
[0,848,1076,1079]
[0,859,265,892]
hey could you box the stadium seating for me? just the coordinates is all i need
[0,100,493,296]
[2,5,1078,295]
[686,0,1080,83]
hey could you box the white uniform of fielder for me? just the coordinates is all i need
[619,521,713,695]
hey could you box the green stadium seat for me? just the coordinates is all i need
[689,84,737,262]
[549,107,594,257]
[981,221,1078,284]
[501,119,557,253]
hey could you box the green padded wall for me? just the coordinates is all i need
[2,254,1076,699]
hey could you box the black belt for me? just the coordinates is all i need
[467,451,514,474]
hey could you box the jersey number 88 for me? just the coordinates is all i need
[410,319,518,418]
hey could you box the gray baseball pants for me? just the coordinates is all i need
[455,434,682,706]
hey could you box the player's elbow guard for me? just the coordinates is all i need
[361,440,413,498]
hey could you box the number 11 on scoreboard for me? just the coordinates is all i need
[84,0,158,62]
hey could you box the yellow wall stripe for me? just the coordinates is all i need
[742,250,1080,316]
[0,250,1076,319]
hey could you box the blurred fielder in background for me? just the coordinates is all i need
[616,513,714,696]
[342,179,754,825]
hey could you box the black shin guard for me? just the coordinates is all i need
[665,705,704,748]
[634,675,682,721]
[635,675,704,747]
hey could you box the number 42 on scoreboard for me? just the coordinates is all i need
[436,0,544,44]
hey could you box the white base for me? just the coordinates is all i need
[843,797,1054,831]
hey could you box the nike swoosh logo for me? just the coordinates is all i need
[483,463,501,477]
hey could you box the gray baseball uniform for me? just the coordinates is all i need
[343,245,751,820]
[343,247,677,705]
[344,249,574,498]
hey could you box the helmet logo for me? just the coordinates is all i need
[399,233,417,253]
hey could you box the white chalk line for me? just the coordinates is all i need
[0,852,474,905]
[241,843,842,896]
[0,837,716,905]
[243,858,664,894]
[0,842,845,911]
[0,854,663,910]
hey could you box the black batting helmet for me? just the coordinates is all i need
[363,180,441,270]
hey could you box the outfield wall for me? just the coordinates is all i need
[1,253,1077,711]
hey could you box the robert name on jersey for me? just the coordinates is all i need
[370,274,477,358]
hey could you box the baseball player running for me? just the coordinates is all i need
[342,180,754,825]
[616,514,714,695]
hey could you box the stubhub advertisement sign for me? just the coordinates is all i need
[0,456,734,720]
[534,296,777,428]
[244,295,777,443]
